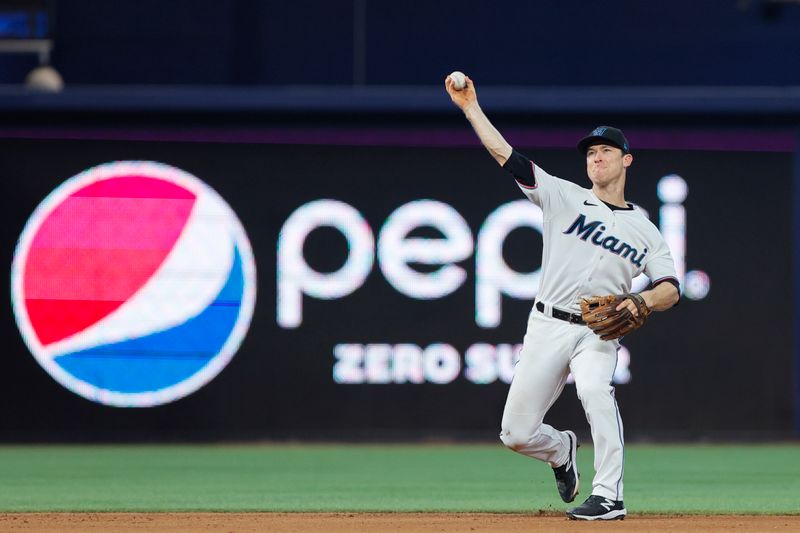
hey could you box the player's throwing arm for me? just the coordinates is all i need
[444,72,512,166]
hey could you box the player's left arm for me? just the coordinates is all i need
[618,235,680,316]
[616,282,679,316]
[642,282,679,311]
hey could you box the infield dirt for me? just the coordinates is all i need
[1,513,799,532]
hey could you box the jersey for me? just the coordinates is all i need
[503,150,679,313]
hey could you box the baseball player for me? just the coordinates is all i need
[445,74,680,521]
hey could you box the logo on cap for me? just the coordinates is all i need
[592,127,608,136]
[11,161,257,407]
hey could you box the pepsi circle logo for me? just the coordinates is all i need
[11,161,257,407]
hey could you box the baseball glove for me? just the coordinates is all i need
[580,293,651,341]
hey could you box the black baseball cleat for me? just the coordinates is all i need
[566,495,627,520]
[552,430,579,503]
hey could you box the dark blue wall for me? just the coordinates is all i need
[5,0,798,86]
[0,135,794,440]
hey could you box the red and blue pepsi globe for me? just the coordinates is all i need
[11,161,257,407]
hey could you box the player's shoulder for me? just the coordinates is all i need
[625,202,649,218]
[533,164,584,190]
[625,204,665,237]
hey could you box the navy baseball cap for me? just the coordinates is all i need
[578,126,631,154]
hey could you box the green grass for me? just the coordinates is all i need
[0,443,798,513]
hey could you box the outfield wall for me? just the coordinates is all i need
[0,103,796,441]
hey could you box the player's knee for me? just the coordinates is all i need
[499,428,540,452]
[499,431,526,452]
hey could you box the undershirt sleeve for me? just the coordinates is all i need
[502,150,536,188]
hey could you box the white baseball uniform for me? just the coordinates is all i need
[498,150,678,502]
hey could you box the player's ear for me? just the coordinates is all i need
[622,153,633,168]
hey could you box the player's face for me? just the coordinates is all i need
[585,144,632,186]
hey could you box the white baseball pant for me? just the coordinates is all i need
[499,304,625,501]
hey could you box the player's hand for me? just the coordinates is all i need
[582,293,651,340]
[444,74,478,111]
[615,293,652,317]
[615,298,640,317]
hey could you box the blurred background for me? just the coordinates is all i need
[0,0,798,443]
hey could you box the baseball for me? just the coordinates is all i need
[449,71,466,90]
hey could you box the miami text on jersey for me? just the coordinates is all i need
[563,214,648,267]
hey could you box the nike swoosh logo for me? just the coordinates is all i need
[583,200,598,206]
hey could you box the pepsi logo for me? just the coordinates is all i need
[11,161,257,407]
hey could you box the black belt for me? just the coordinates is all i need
[535,301,585,325]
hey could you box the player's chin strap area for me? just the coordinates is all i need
[535,300,586,325]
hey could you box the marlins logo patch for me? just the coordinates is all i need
[11,162,257,407]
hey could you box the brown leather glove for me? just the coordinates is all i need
[580,293,651,341]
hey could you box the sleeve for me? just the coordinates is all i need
[502,149,568,215]
[643,239,680,293]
